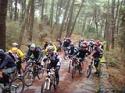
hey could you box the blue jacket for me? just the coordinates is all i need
[0,53,16,69]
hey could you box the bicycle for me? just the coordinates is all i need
[0,70,24,93]
[63,47,70,60]
[41,68,58,93]
[23,58,44,86]
[70,57,82,79]
[86,60,93,78]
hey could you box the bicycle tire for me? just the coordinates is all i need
[50,82,56,93]
[78,65,82,76]
[41,79,51,93]
[10,78,25,93]
[68,63,71,73]
[23,70,34,86]
[72,66,76,79]
[86,65,92,78]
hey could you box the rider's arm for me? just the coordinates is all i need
[37,50,42,62]
[56,56,61,66]
[0,58,9,69]
[26,49,32,60]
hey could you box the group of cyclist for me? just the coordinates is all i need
[61,37,104,74]
[0,37,104,91]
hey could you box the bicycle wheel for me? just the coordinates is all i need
[50,82,56,93]
[0,84,9,93]
[23,71,34,86]
[41,79,51,93]
[86,65,92,78]
[68,63,71,73]
[78,65,82,76]
[72,66,76,79]
[10,78,24,93]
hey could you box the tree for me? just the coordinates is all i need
[66,0,75,37]
[8,0,13,20]
[58,0,71,39]
[20,0,26,23]
[49,0,55,27]
[14,0,18,21]
[0,0,8,50]
[110,0,116,48]
[18,0,32,47]
[41,0,45,20]
[68,0,85,37]
[28,0,35,41]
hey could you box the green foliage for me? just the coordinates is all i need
[87,25,96,32]
[6,21,20,49]
[105,48,122,68]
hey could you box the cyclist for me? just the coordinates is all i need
[45,41,57,53]
[43,46,61,84]
[76,44,90,70]
[88,39,95,53]
[56,38,62,52]
[0,49,16,87]
[63,37,71,51]
[43,41,49,50]
[68,43,75,58]
[25,43,42,65]
[79,38,84,47]
[8,43,24,76]
[92,41,103,74]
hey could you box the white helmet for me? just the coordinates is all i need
[30,43,36,50]
[12,42,18,47]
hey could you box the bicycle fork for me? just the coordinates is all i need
[44,78,50,90]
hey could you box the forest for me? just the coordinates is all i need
[0,0,125,93]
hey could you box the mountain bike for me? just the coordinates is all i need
[23,58,44,86]
[86,60,93,78]
[71,57,82,79]
[0,70,24,93]
[41,68,58,93]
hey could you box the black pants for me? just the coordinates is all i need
[94,58,100,69]
[0,73,9,86]
[16,60,22,74]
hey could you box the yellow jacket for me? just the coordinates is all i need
[9,47,25,60]
[45,43,57,53]
[100,56,106,63]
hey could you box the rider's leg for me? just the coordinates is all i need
[55,66,60,84]
[16,60,22,74]
[2,73,9,86]
[94,59,99,73]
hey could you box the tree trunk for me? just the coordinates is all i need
[105,0,110,51]
[94,7,99,37]
[14,0,18,21]
[28,0,35,42]
[41,0,45,20]
[49,0,54,27]
[66,0,75,37]
[0,0,8,50]
[69,0,85,37]
[8,0,13,20]
[58,0,71,39]
[55,0,63,24]
[20,0,26,23]
[81,16,87,36]
[18,0,32,47]
[111,0,116,49]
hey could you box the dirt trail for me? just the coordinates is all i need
[23,55,99,93]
